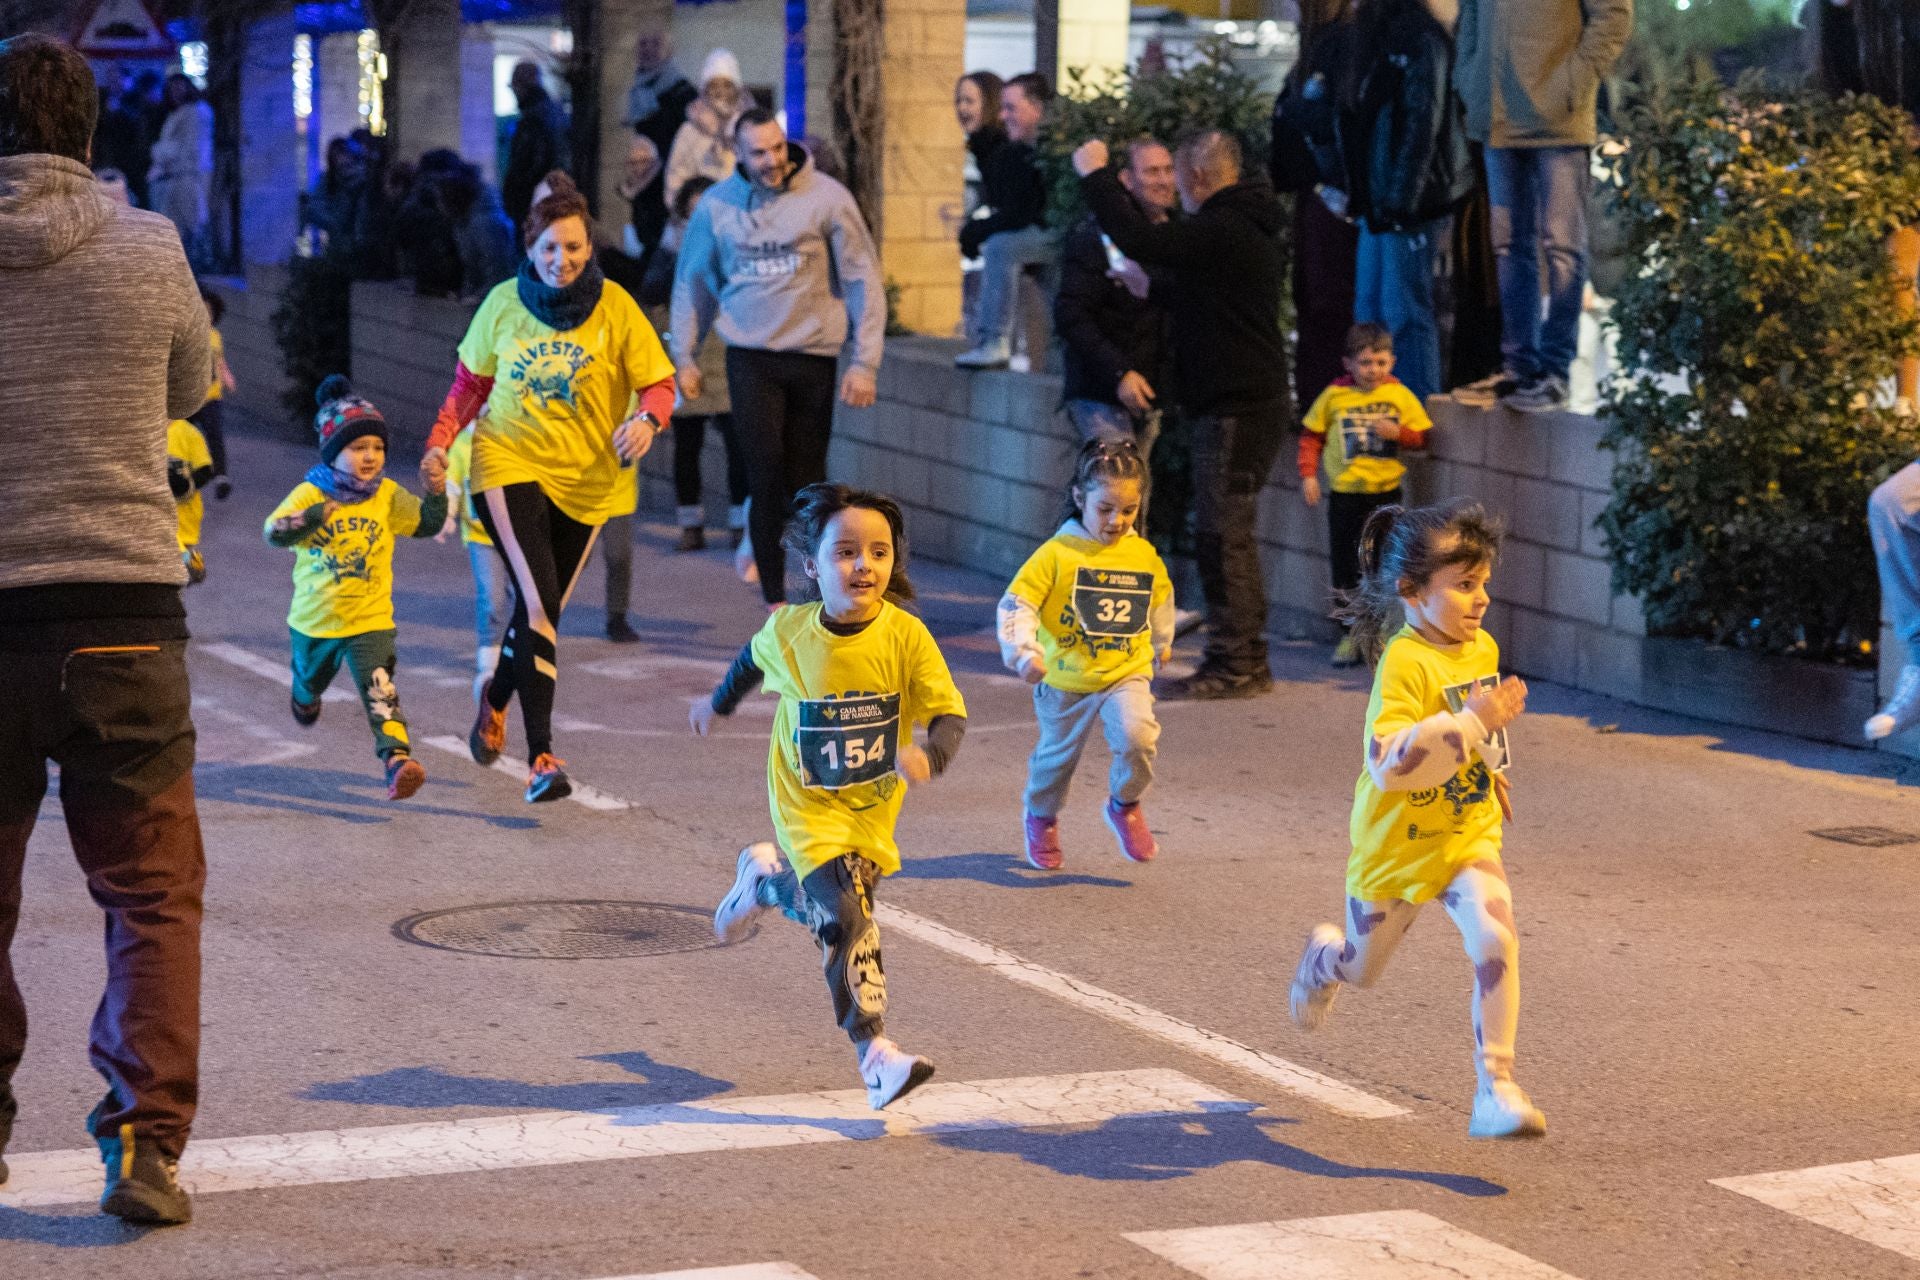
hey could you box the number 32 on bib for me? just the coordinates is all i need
[1072,567,1153,638]
[796,693,902,789]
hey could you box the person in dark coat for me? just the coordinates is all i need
[502,61,570,232]
[624,32,697,281]
[955,72,1055,368]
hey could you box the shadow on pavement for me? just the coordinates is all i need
[0,1206,154,1248]
[194,763,538,830]
[303,1049,732,1111]
[936,1110,1508,1195]
[901,851,1133,890]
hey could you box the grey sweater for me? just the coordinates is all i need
[0,154,209,592]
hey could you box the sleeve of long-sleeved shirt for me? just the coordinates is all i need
[1080,168,1216,271]
[925,714,967,776]
[827,186,886,376]
[710,640,765,714]
[669,198,722,368]
[1365,646,1489,792]
[1148,553,1175,658]
[1396,384,1432,450]
[166,251,211,423]
[1053,224,1132,391]
[1577,0,1635,80]
[427,362,495,454]
[997,590,1045,678]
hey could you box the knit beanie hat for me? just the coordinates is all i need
[313,374,388,464]
[699,48,741,90]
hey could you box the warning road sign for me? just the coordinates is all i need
[74,0,176,60]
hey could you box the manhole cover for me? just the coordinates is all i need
[1810,827,1920,848]
[393,900,744,959]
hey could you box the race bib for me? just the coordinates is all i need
[795,693,901,789]
[1338,411,1399,461]
[1443,676,1512,773]
[1071,566,1153,638]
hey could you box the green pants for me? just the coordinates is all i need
[289,628,411,761]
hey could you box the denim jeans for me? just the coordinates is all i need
[466,538,509,662]
[1065,399,1163,526]
[1189,406,1286,673]
[1485,146,1591,382]
[1354,218,1445,402]
[1870,462,1920,650]
[972,226,1057,350]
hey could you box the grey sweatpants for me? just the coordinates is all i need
[1025,674,1159,817]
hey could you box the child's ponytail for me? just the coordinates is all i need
[1334,499,1506,667]
[1335,504,1407,666]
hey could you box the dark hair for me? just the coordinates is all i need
[1336,500,1506,666]
[734,106,781,138]
[198,282,225,325]
[1346,322,1392,357]
[958,71,1004,131]
[673,173,716,222]
[0,35,97,164]
[1062,437,1150,524]
[523,185,593,250]
[1119,135,1170,172]
[1173,127,1243,188]
[1004,72,1055,105]
[781,482,916,605]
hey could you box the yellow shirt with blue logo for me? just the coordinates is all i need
[445,424,492,546]
[266,478,427,638]
[1348,625,1505,903]
[458,279,674,526]
[168,419,212,550]
[1303,380,1432,495]
[750,601,967,881]
[1005,523,1173,694]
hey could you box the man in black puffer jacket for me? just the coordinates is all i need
[1075,129,1291,700]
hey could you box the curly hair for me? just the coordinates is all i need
[781,482,916,606]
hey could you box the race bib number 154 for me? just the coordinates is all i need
[795,693,901,789]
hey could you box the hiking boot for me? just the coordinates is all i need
[1104,798,1158,862]
[714,842,781,943]
[861,1037,935,1110]
[675,526,707,553]
[954,341,1011,370]
[1451,368,1520,408]
[1501,374,1569,414]
[1158,663,1272,701]
[525,753,571,804]
[1023,812,1063,870]
[290,692,322,727]
[605,615,642,644]
[1866,663,1920,741]
[1289,923,1343,1031]
[469,696,507,765]
[384,753,425,801]
[98,1125,191,1225]
[1331,634,1362,667]
[1468,1079,1547,1139]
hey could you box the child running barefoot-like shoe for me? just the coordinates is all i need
[266,376,447,802]
[694,484,968,1110]
[999,439,1172,869]
[1287,500,1545,1140]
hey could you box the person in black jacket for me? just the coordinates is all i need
[956,72,1056,369]
[1338,0,1474,403]
[1074,129,1291,700]
[624,33,697,284]
[502,62,570,232]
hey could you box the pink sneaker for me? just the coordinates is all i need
[1023,812,1063,870]
[1104,798,1158,862]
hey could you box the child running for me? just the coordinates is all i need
[998,438,1172,869]
[443,412,510,703]
[692,483,968,1109]
[193,283,236,499]
[1287,500,1544,1139]
[166,416,213,585]
[267,376,448,800]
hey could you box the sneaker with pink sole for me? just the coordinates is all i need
[1104,798,1157,862]
[1023,812,1063,870]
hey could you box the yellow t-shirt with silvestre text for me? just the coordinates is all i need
[265,478,427,638]
[445,424,492,546]
[750,601,968,882]
[1303,380,1432,495]
[458,278,674,526]
[1348,625,1504,904]
[168,419,212,550]
[1005,523,1172,694]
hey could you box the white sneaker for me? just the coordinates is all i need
[1288,923,1343,1031]
[713,842,781,943]
[1866,664,1920,741]
[1172,607,1204,639]
[734,537,759,585]
[953,342,1010,370]
[1468,1078,1547,1139]
[860,1037,935,1110]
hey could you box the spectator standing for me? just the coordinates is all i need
[302,136,364,259]
[955,72,1055,369]
[625,34,697,280]
[1074,130,1290,700]
[93,78,151,208]
[665,49,748,215]
[671,109,884,606]
[0,34,211,1225]
[502,62,570,232]
[147,71,212,260]
[1337,0,1475,402]
[1453,0,1631,412]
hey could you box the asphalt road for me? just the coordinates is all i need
[4,428,1919,1279]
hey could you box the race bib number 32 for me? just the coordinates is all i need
[795,693,901,789]
[1072,566,1153,638]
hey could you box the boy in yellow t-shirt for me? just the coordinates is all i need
[265,376,447,801]
[1299,323,1433,666]
[166,418,213,584]
[192,284,236,499]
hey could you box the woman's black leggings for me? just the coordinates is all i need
[672,413,749,510]
[473,482,601,762]
[727,348,839,604]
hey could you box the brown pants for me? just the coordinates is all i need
[0,640,205,1160]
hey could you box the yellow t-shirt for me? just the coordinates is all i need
[750,601,968,882]
[457,278,674,526]
[1348,625,1504,903]
[206,328,225,401]
[445,425,492,546]
[1005,525,1172,694]
[266,478,427,638]
[168,419,212,550]
[1302,381,1432,495]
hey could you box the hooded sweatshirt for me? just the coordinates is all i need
[0,155,209,612]
[668,143,885,375]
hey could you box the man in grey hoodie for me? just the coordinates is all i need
[0,34,209,1226]
[671,107,884,605]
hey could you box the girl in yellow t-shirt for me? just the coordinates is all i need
[690,484,968,1112]
[998,438,1172,870]
[1286,500,1547,1141]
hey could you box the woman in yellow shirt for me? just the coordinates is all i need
[422,185,677,803]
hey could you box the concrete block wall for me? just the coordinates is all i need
[207,266,294,434]
[348,281,472,456]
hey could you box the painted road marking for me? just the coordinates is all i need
[0,1068,1249,1211]
[595,1266,820,1280]
[199,641,355,703]
[419,735,630,811]
[876,906,1407,1121]
[1714,1152,1920,1262]
[1126,1211,1582,1279]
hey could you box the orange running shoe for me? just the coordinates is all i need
[385,754,425,801]
[525,753,571,803]
[469,697,507,765]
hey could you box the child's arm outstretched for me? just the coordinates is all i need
[266,501,337,547]
[407,485,449,538]
[1368,675,1527,793]
[690,640,764,735]
[996,591,1046,684]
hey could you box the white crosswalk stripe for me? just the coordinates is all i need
[1713,1152,1920,1262]
[0,1068,1249,1211]
[1125,1210,1584,1279]
[592,1266,820,1280]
